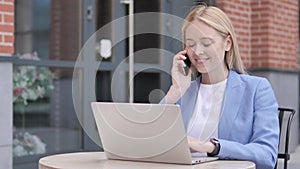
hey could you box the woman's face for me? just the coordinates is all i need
[185,20,231,75]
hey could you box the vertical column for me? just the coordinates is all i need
[121,0,134,103]
[0,0,14,169]
[0,64,12,169]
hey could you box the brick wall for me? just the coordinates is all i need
[0,0,14,55]
[217,0,299,71]
[216,0,252,67]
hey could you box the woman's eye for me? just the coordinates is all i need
[201,41,213,47]
[202,43,211,47]
[187,43,195,48]
[200,38,214,47]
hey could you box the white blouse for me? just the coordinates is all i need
[187,79,227,142]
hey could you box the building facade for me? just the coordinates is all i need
[218,0,299,150]
[0,0,14,168]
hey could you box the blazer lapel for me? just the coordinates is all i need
[219,70,245,139]
[181,77,201,130]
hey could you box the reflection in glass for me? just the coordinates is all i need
[14,1,82,165]
[15,0,51,60]
[13,53,54,106]
[13,66,81,168]
[15,0,81,61]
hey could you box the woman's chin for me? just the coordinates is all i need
[195,67,208,74]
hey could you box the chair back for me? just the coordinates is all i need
[275,107,295,169]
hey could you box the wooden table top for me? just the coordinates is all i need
[39,152,255,169]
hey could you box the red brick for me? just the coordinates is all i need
[4,14,13,23]
[4,35,14,43]
[217,0,299,70]
[0,25,14,32]
[0,45,13,54]
[0,4,14,13]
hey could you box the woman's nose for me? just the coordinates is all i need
[194,43,204,55]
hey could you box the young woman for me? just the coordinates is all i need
[161,5,279,169]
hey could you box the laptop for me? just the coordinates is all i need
[91,102,218,165]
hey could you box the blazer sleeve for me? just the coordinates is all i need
[159,97,167,104]
[218,78,279,169]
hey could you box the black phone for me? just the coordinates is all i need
[183,54,191,76]
[184,54,191,67]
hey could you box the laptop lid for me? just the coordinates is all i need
[91,102,216,164]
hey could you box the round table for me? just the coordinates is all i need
[39,152,255,169]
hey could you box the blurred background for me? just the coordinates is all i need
[0,0,299,169]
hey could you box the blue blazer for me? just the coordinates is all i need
[161,70,279,169]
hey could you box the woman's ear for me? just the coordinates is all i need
[224,35,232,51]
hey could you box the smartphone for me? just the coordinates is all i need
[183,54,191,76]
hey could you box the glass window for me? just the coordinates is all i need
[13,0,82,168]
[15,0,81,61]
[134,0,161,64]
[13,65,81,168]
[15,0,51,59]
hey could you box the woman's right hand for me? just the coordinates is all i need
[165,50,192,104]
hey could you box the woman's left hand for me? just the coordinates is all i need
[187,136,215,153]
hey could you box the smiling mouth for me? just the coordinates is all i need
[195,58,209,64]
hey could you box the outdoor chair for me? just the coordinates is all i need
[275,107,295,169]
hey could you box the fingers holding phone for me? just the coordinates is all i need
[173,50,192,76]
[165,51,192,104]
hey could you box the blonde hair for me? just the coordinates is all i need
[182,5,246,74]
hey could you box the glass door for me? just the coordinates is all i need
[80,0,170,150]
[81,0,198,150]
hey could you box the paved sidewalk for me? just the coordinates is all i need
[278,145,300,169]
